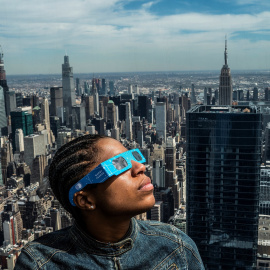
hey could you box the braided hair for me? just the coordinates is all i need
[49,134,107,215]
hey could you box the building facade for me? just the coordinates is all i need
[186,105,261,269]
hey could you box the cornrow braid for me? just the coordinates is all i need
[49,134,107,215]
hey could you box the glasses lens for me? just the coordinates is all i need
[132,151,143,161]
[112,156,128,170]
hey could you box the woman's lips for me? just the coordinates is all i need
[139,177,154,191]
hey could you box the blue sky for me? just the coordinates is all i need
[1,0,270,74]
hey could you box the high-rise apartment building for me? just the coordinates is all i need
[219,39,233,105]
[186,105,261,269]
[155,102,166,142]
[62,55,76,125]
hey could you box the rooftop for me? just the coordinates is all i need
[188,105,260,114]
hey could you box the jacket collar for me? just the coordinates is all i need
[70,218,138,256]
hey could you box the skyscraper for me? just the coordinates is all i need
[24,134,46,171]
[0,86,6,135]
[50,87,63,118]
[107,100,117,128]
[265,87,269,101]
[125,102,133,140]
[109,81,115,96]
[101,78,107,96]
[75,78,81,96]
[186,105,261,269]
[0,46,9,116]
[72,105,86,131]
[155,102,166,142]
[165,137,181,208]
[219,39,233,106]
[15,129,24,153]
[253,87,258,101]
[62,55,76,125]
[191,84,196,105]
[91,81,99,116]
[84,95,94,120]
[128,84,133,95]
[138,96,151,119]
[10,108,33,151]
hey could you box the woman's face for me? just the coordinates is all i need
[91,138,155,217]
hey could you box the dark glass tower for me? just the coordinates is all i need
[219,39,233,105]
[186,105,261,269]
[137,95,151,119]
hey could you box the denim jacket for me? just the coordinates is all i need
[15,218,204,270]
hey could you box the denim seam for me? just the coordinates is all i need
[20,248,39,270]
[182,241,202,264]
[140,231,181,245]
[152,246,182,270]
[24,241,75,269]
[38,245,74,269]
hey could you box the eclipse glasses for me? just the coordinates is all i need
[69,149,146,206]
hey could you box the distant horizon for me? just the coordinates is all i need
[5,68,270,77]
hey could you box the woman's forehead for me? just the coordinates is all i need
[97,138,127,162]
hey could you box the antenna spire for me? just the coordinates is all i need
[224,35,228,66]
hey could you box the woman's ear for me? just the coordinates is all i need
[73,191,96,211]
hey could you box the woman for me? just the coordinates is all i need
[15,134,204,269]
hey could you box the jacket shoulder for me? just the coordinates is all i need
[135,220,204,266]
[15,227,74,270]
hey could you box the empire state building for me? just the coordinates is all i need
[0,46,9,115]
[219,39,232,105]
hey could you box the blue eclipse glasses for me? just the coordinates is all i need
[69,149,146,206]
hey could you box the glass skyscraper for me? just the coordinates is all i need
[186,105,261,269]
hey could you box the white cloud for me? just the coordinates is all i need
[1,0,270,74]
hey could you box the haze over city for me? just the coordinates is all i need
[1,0,270,75]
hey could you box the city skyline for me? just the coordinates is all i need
[1,0,270,75]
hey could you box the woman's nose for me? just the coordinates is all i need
[131,160,146,176]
